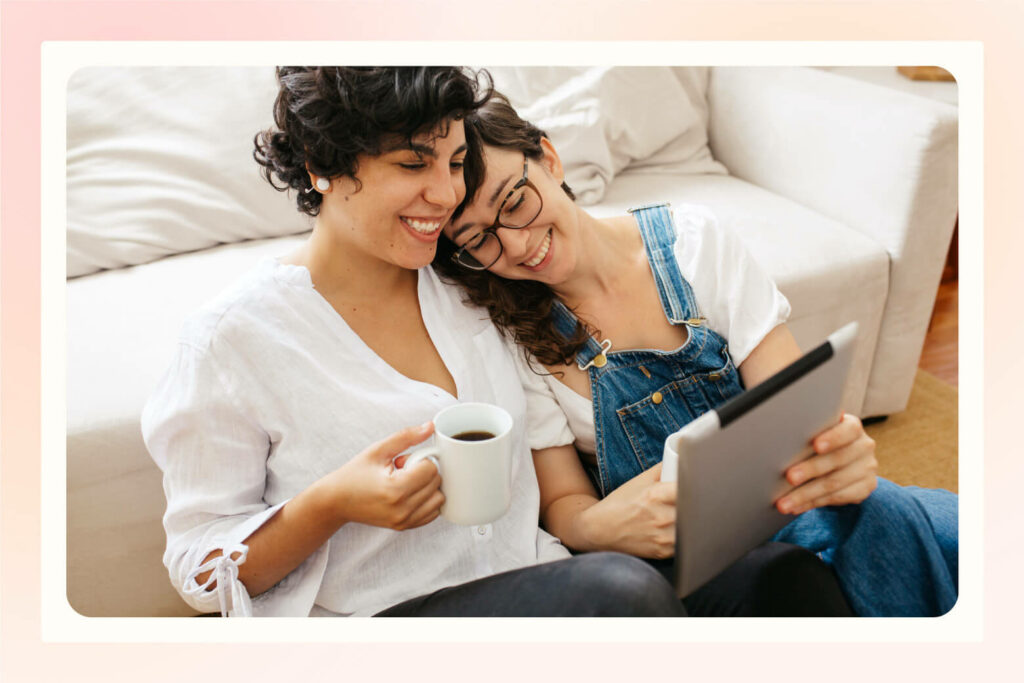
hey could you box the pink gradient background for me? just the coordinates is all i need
[2,0,1018,680]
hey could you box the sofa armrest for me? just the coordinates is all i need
[707,66,958,415]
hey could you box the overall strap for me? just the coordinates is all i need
[628,203,701,325]
[550,299,609,370]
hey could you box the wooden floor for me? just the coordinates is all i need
[919,278,958,386]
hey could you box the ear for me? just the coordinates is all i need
[305,163,331,194]
[539,137,565,183]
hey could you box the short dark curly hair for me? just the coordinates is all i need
[253,67,493,216]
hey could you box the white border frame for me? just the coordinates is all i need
[43,40,983,642]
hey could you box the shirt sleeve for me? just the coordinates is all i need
[672,206,792,366]
[141,340,292,616]
[505,337,575,451]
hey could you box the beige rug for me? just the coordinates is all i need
[864,370,958,493]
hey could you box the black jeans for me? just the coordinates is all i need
[676,542,853,616]
[375,542,852,617]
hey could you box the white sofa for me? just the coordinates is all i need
[66,66,958,617]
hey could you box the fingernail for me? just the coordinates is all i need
[790,469,804,485]
[778,500,792,513]
[817,441,829,452]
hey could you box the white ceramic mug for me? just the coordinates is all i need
[661,431,680,483]
[402,402,514,526]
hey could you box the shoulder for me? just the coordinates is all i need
[177,258,292,353]
[669,204,725,246]
[666,204,741,268]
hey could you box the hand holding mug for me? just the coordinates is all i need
[320,422,445,531]
[399,403,515,526]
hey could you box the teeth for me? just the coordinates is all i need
[404,217,442,233]
[523,231,551,267]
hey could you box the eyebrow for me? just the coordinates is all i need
[382,141,468,158]
[489,173,514,206]
[452,172,516,241]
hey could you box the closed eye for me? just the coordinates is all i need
[459,230,489,250]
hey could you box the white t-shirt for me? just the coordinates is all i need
[517,205,792,456]
[141,258,569,617]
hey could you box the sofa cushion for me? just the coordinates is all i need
[66,66,312,278]
[485,67,726,205]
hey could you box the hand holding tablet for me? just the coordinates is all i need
[661,321,860,597]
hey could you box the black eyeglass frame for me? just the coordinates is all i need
[451,156,543,271]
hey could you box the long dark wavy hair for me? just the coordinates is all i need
[254,67,492,216]
[432,93,598,369]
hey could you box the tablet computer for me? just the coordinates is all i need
[661,321,859,598]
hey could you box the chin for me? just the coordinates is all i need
[397,247,438,271]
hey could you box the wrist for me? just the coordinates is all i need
[572,500,610,552]
[306,475,350,530]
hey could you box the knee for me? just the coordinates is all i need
[752,543,853,616]
[572,553,684,617]
[858,479,956,541]
[859,478,914,514]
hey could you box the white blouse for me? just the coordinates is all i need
[142,259,569,617]
[517,205,792,455]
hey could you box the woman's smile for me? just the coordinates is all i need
[401,215,446,242]
[520,229,554,270]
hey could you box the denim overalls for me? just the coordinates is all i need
[550,203,959,616]
[551,203,745,496]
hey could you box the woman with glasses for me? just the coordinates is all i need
[435,93,958,616]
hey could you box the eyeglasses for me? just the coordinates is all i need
[451,156,544,270]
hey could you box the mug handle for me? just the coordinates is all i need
[399,446,441,475]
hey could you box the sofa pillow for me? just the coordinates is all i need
[66,67,311,278]
[484,66,726,205]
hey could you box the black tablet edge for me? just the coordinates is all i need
[716,340,835,427]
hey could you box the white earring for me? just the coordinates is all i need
[315,177,330,192]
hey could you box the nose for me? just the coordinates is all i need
[423,162,459,209]
[496,226,532,260]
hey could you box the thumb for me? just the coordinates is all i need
[365,422,435,463]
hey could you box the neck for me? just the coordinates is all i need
[288,218,416,303]
[551,210,643,309]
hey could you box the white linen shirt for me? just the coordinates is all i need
[517,205,792,455]
[141,258,569,617]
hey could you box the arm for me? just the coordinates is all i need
[534,444,676,559]
[512,339,673,558]
[197,423,443,597]
[739,323,878,515]
[144,342,443,611]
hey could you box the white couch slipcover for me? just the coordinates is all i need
[66,66,957,617]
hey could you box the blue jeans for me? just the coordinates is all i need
[771,478,958,616]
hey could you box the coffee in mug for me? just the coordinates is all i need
[452,430,496,442]
[400,403,514,526]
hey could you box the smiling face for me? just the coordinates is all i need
[318,118,469,271]
[444,140,580,285]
